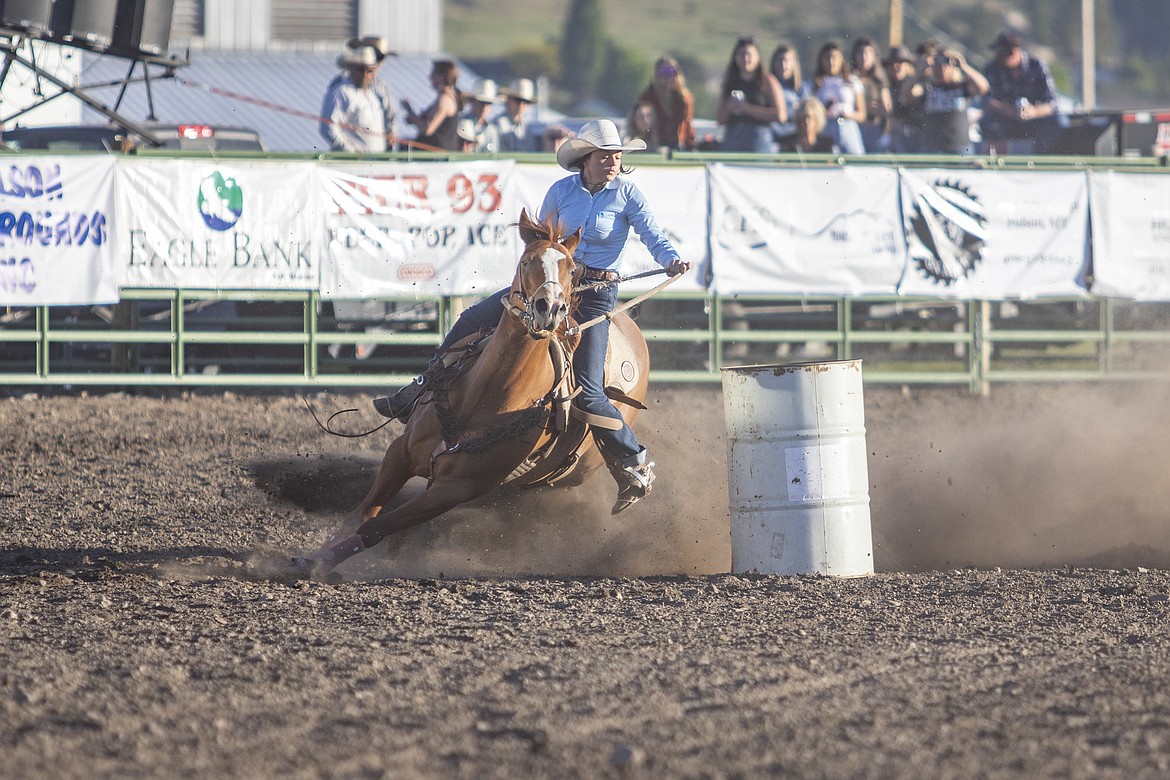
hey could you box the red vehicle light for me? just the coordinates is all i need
[177,124,214,139]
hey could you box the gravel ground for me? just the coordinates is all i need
[3,383,1170,779]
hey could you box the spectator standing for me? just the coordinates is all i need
[779,97,839,154]
[541,124,572,154]
[915,40,939,74]
[979,30,1062,155]
[769,44,810,144]
[319,42,396,153]
[624,100,657,145]
[851,37,892,153]
[717,36,785,153]
[455,118,479,153]
[495,79,540,152]
[813,41,866,155]
[884,44,922,153]
[403,60,463,151]
[461,78,502,153]
[626,55,696,151]
[911,47,989,155]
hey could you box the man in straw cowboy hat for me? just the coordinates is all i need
[494,78,540,152]
[373,119,691,513]
[460,78,502,152]
[319,37,397,152]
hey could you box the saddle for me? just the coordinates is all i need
[427,320,647,488]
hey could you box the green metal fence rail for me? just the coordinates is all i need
[4,290,1170,394]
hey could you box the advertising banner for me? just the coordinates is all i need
[513,162,709,292]
[1089,171,1170,300]
[116,159,318,290]
[0,157,117,305]
[320,160,518,298]
[897,168,1090,299]
[709,164,906,295]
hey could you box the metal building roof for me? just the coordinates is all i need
[77,50,481,151]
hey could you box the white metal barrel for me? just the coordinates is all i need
[721,360,874,576]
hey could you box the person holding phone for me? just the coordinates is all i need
[908,47,989,155]
[404,60,463,152]
[716,36,784,153]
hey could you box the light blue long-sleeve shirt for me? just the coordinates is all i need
[538,174,679,271]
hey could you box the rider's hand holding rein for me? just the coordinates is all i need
[667,259,692,277]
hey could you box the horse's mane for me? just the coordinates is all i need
[518,211,575,251]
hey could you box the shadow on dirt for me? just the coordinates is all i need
[247,455,380,514]
[0,545,345,585]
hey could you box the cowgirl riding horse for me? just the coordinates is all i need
[375,119,691,514]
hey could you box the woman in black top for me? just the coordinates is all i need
[405,60,463,151]
[717,36,784,153]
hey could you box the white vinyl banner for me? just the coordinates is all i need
[320,161,519,298]
[897,168,1090,299]
[708,164,906,295]
[1089,171,1170,300]
[0,156,117,305]
[513,163,708,292]
[116,159,318,289]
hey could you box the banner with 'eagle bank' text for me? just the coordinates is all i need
[115,158,318,290]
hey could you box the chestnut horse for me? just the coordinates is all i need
[298,209,650,577]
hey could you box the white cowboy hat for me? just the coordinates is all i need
[337,45,380,69]
[501,78,537,103]
[456,118,478,144]
[555,119,646,170]
[345,35,396,60]
[463,78,501,104]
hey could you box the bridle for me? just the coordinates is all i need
[502,245,577,339]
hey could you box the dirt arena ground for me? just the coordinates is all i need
[4,382,1170,779]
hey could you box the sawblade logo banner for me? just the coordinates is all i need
[906,178,987,286]
[897,168,1090,299]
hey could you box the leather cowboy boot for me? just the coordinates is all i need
[610,451,656,515]
[372,374,427,421]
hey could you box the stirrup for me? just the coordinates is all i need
[372,375,426,421]
[611,461,655,515]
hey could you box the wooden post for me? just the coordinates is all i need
[889,0,904,47]
[1082,0,1096,110]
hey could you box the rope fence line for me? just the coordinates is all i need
[175,76,448,154]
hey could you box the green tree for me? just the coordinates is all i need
[508,42,560,81]
[560,0,605,101]
[598,42,651,115]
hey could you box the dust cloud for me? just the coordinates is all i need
[260,382,1170,578]
[867,382,1170,571]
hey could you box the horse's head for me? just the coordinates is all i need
[509,208,582,339]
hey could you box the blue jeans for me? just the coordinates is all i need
[437,289,509,351]
[722,123,776,153]
[437,285,643,467]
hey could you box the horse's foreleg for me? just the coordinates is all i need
[313,475,493,574]
[323,438,414,546]
[354,436,415,523]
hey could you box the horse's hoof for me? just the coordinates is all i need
[288,555,338,583]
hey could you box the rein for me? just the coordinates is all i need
[566,270,686,336]
[301,396,393,438]
[572,266,673,294]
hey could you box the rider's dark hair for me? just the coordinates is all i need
[568,150,634,176]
